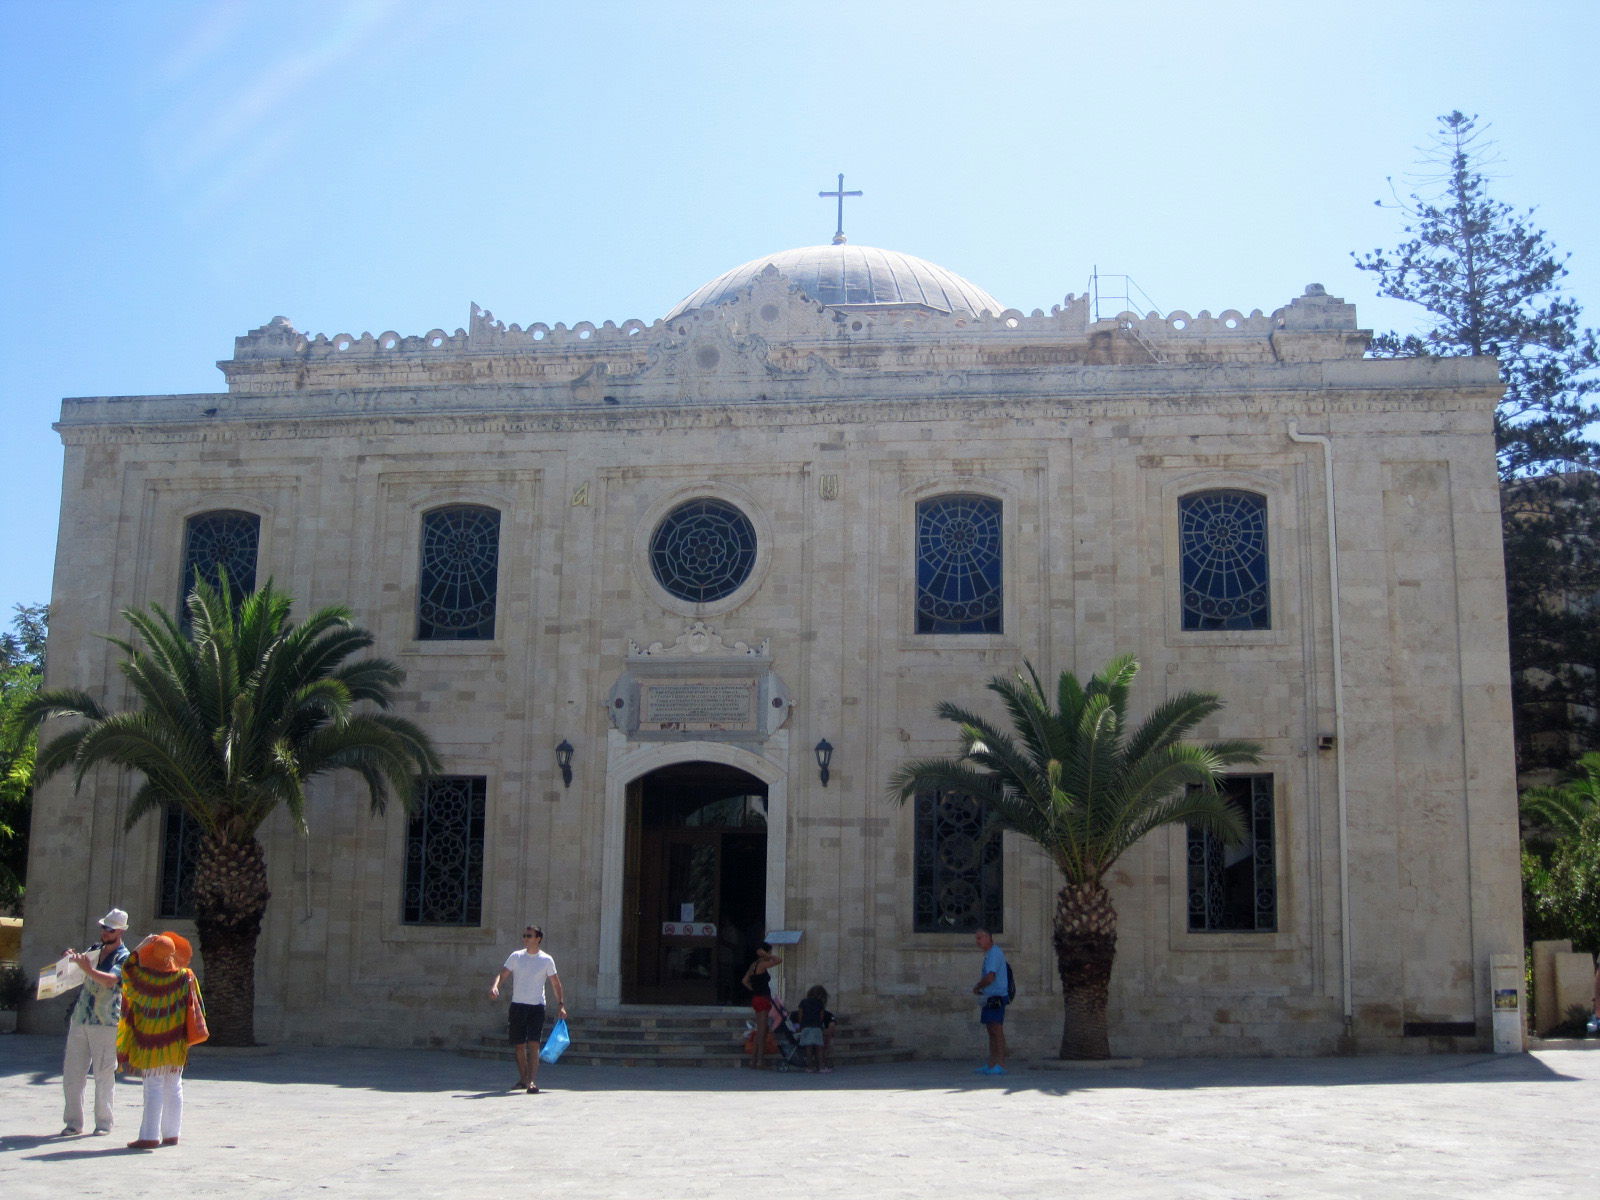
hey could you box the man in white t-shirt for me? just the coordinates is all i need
[489,925,568,1093]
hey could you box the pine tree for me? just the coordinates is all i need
[1354,112,1600,779]
[1354,111,1598,477]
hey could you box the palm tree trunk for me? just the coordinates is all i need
[1053,880,1118,1059]
[192,833,271,1046]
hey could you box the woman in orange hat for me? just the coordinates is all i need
[118,931,206,1150]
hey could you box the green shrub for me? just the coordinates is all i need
[0,963,28,1012]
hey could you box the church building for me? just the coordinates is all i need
[22,232,1522,1057]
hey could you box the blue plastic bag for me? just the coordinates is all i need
[539,1018,571,1064]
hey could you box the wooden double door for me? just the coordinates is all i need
[622,763,768,1006]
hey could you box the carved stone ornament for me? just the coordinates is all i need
[609,622,789,742]
[628,620,768,659]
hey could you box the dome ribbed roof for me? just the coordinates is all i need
[665,244,1005,321]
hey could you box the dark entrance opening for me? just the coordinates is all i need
[622,762,768,1005]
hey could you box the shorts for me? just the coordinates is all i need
[508,1002,547,1045]
[979,997,1007,1025]
[797,1027,824,1047]
[751,996,773,1013]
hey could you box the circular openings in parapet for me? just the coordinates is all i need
[759,304,780,322]
[1225,317,1239,329]
[1171,318,1188,331]
[430,336,444,348]
[381,336,398,350]
[649,497,757,604]
[335,337,353,351]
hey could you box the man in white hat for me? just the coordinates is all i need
[58,907,131,1136]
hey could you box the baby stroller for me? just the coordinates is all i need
[743,995,806,1071]
[769,996,807,1071]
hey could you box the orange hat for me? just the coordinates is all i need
[139,935,177,972]
[161,931,193,970]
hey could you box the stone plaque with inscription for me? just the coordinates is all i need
[640,680,756,732]
[609,622,790,742]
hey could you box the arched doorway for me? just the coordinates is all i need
[622,762,768,1005]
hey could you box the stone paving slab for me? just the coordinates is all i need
[0,1032,1594,1198]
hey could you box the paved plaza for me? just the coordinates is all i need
[0,1031,1594,1198]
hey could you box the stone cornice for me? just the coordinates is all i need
[56,370,1503,448]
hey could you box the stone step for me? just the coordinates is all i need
[460,1008,915,1068]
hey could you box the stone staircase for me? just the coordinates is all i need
[461,1007,913,1069]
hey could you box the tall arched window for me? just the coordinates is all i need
[916,494,1002,634]
[178,509,260,610]
[417,505,500,640]
[1179,490,1270,631]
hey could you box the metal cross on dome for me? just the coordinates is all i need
[818,173,863,245]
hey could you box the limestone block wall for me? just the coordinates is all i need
[21,325,1520,1058]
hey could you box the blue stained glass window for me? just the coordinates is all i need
[916,494,1002,634]
[403,776,486,926]
[180,509,259,610]
[1180,490,1270,631]
[418,505,500,640]
[650,498,758,604]
[913,790,1003,932]
[1187,775,1277,932]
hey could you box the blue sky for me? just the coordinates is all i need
[2,0,1597,625]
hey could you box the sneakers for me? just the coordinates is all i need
[93,1126,111,1136]
[973,1064,1007,1075]
[59,1126,81,1137]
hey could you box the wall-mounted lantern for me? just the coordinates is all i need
[556,739,575,788]
[814,738,833,787]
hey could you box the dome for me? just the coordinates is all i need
[665,244,1005,321]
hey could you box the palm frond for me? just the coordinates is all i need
[30,579,439,842]
[888,654,1261,886]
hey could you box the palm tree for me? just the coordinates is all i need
[21,577,439,1044]
[1521,752,1600,842]
[890,655,1260,1059]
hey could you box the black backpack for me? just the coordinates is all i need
[1005,959,1017,1003]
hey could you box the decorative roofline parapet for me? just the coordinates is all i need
[219,280,1370,394]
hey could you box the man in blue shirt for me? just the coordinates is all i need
[59,907,132,1136]
[971,928,1009,1075]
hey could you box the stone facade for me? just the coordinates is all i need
[21,248,1522,1057]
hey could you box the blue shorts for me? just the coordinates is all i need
[509,1002,547,1045]
[979,997,1007,1025]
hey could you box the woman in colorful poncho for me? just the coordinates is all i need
[118,932,205,1150]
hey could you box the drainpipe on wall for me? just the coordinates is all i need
[1287,420,1355,1039]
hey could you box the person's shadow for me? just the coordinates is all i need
[0,1131,147,1159]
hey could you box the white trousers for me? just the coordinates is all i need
[138,1070,184,1142]
[62,1022,119,1132]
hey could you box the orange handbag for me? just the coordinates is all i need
[185,974,210,1047]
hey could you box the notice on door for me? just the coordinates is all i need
[639,681,757,732]
[661,922,717,938]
